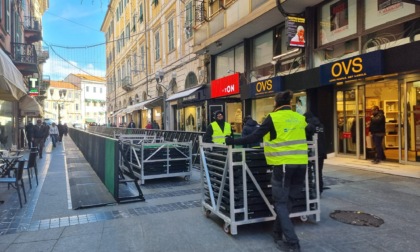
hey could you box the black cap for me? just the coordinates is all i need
[214,110,224,117]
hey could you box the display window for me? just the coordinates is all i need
[252,97,275,125]
[184,106,197,131]
[153,107,162,129]
[318,0,357,46]
[226,102,242,133]
[0,101,13,148]
[365,1,415,30]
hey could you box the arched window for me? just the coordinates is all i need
[142,91,147,101]
[185,72,198,89]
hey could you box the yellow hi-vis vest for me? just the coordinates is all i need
[263,110,308,165]
[211,121,232,144]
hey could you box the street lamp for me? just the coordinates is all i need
[50,89,67,123]
[155,70,176,130]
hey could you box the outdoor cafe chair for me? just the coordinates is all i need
[22,148,39,189]
[0,160,27,208]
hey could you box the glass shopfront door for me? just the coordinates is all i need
[336,85,365,157]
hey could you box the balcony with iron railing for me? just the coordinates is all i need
[121,76,133,91]
[39,75,51,96]
[12,43,38,76]
[24,16,42,43]
[36,45,49,63]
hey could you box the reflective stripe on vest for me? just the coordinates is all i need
[263,110,308,165]
[211,121,232,144]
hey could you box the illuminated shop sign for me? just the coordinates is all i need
[250,76,282,97]
[29,77,39,96]
[210,73,240,98]
[320,50,384,85]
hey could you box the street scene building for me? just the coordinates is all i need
[0,0,48,149]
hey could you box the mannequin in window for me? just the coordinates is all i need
[235,108,243,132]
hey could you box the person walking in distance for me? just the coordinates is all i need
[49,123,59,148]
[203,110,232,144]
[57,122,64,142]
[369,106,386,164]
[32,120,47,158]
[225,90,307,252]
[304,111,327,194]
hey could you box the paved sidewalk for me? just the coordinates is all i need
[0,135,419,251]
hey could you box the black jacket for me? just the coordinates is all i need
[241,118,261,148]
[305,114,327,159]
[369,111,385,134]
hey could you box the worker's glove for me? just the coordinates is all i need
[225,136,234,145]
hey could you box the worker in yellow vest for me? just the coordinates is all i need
[225,90,307,252]
[203,110,232,144]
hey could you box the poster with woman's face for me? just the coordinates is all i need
[296,96,307,115]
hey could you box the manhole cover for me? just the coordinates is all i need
[330,210,384,227]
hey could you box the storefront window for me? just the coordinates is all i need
[184,106,196,131]
[0,101,13,148]
[215,44,244,79]
[317,0,357,46]
[153,107,162,129]
[253,97,274,125]
[226,102,242,133]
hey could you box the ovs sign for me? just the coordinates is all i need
[320,51,383,85]
[251,76,281,97]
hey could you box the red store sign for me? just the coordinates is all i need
[210,73,240,98]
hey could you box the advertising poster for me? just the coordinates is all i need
[330,0,349,32]
[286,16,305,47]
[378,0,402,11]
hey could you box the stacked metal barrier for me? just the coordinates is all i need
[199,135,320,235]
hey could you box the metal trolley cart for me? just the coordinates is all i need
[199,135,320,235]
[119,140,192,184]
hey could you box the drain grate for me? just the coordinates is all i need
[330,210,384,227]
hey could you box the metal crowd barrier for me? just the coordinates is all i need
[199,135,320,235]
[87,126,204,166]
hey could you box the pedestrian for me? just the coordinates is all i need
[127,119,136,128]
[304,111,327,194]
[42,122,50,144]
[203,110,232,144]
[152,120,160,129]
[25,122,34,148]
[369,105,386,164]
[241,115,261,148]
[32,120,47,158]
[49,122,59,148]
[63,123,68,136]
[145,121,152,129]
[57,122,64,142]
[225,90,307,252]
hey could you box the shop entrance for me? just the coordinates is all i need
[402,77,420,163]
[336,86,365,157]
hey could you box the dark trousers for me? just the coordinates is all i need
[372,134,385,160]
[33,138,44,157]
[271,164,306,244]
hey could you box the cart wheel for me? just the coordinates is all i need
[184,175,190,181]
[223,223,231,234]
[300,215,308,222]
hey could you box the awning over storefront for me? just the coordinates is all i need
[19,95,44,117]
[166,86,204,102]
[85,118,95,123]
[124,98,157,114]
[0,49,27,101]
[113,109,125,117]
[144,97,163,109]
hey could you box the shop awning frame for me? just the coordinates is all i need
[19,95,44,117]
[124,98,158,114]
[166,85,204,102]
[0,49,27,101]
